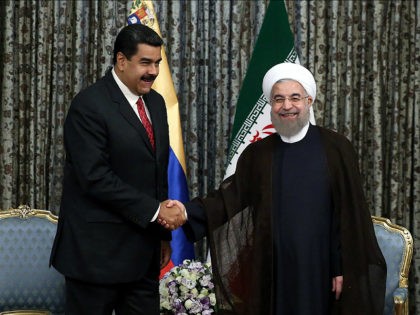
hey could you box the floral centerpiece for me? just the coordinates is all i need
[160,259,216,315]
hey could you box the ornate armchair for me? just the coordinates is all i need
[372,216,413,315]
[0,205,65,315]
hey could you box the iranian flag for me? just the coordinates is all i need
[224,0,315,179]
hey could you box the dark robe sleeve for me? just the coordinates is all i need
[319,127,386,315]
[182,200,209,242]
[183,136,276,315]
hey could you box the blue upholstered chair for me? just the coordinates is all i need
[0,205,65,315]
[372,216,413,315]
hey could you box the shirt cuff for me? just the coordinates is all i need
[151,205,160,222]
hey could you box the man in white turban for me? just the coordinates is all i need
[168,63,386,315]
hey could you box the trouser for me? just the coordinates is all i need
[64,273,159,315]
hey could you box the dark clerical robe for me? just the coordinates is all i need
[272,125,340,315]
[184,125,386,315]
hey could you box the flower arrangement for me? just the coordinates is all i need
[160,259,216,315]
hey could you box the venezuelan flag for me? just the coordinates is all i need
[128,0,195,276]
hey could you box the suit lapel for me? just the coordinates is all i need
[104,72,155,154]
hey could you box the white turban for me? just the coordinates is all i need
[262,63,317,103]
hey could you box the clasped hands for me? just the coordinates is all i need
[157,200,186,230]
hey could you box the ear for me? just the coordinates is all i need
[307,96,314,107]
[115,52,127,71]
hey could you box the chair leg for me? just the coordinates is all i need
[394,300,404,315]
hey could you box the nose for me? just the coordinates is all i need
[282,98,293,110]
[148,63,159,75]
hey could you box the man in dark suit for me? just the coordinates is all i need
[50,24,186,315]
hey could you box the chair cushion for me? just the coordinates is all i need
[374,223,405,315]
[0,216,65,314]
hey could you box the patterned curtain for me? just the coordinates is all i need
[0,0,129,211]
[0,0,418,312]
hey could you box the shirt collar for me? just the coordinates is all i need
[111,67,142,105]
[279,122,310,143]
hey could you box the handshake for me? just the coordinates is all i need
[157,200,186,230]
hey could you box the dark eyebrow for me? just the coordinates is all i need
[139,57,162,63]
[273,92,303,98]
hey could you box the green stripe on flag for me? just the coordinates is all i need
[225,0,298,177]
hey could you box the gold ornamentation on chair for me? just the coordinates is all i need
[372,216,413,315]
[11,205,35,219]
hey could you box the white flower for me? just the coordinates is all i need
[181,277,197,289]
[180,268,191,278]
[184,299,194,309]
[209,293,216,306]
[189,261,203,269]
[190,288,198,296]
[160,299,171,310]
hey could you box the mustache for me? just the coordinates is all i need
[141,75,157,81]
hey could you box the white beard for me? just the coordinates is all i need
[271,104,311,138]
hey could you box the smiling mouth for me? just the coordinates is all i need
[280,113,298,118]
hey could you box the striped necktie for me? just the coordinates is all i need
[136,97,155,150]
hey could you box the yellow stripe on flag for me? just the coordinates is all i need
[130,0,186,174]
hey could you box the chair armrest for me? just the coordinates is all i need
[393,287,408,315]
[393,287,408,302]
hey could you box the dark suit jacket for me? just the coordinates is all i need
[50,70,171,284]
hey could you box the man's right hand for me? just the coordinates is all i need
[157,200,186,230]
